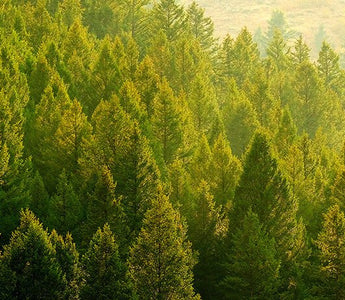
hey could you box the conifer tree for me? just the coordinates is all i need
[290,36,310,65]
[147,31,172,79]
[186,1,216,53]
[210,133,242,206]
[48,170,83,236]
[119,0,149,41]
[151,0,185,42]
[230,27,260,85]
[315,205,345,299]
[188,73,222,138]
[134,56,160,116]
[117,131,161,238]
[0,210,67,299]
[85,166,127,249]
[90,37,123,111]
[189,180,225,299]
[128,190,200,299]
[152,78,183,164]
[57,0,83,28]
[50,230,83,299]
[274,107,297,157]
[232,131,305,294]
[221,210,280,299]
[81,224,131,299]
[54,98,92,174]
[189,134,212,185]
[317,41,342,93]
[86,96,135,176]
[82,0,123,38]
[222,82,259,156]
[266,29,289,71]
[29,171,49,222]
[233,132,298,253]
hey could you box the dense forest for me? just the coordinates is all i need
[1,0,345,299]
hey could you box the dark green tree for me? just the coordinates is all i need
[128,190,200,299]
[151,0,185,42]
[221,210,280,299]
[81,224,131,299]
[48,170,83,236]
[0,209,66,299]
[314,205,345,299]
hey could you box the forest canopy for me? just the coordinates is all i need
[1,0,345,299]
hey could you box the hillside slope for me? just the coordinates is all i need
[180,0,345,52]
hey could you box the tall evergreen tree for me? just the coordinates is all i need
[232,131,305,295]
[189,180,226,299]
[210,133,242,206]
[151,0,185,42]
[314,205,345,299]
[128,190,200,299]
[47,170,83,236]
[186,1,216,53]
[221,210,280,299]
[81,224,131,299]
[152,78,183,164]
[0,210,67,299]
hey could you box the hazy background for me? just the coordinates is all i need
[180,0,345,58]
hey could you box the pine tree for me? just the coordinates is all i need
[221,210,280,299]
[128,190,200,299]
[189,134,212,185]
[290,35,310,65]
[315,205,345,299]
[233,132,297,253]
[151,0,185,42]
[82,0,123,38]
[119,0,149,41]
[54,98,92,174]
[293,61,322,135]
[134,55,160,116]
[50,230,83,299]
[117,131,161,239]
[188,73,222,138]
[232,131,305,295]
[266,29,289,72]
[81,224,131,299]
[210,133,242,206]
[0,209,67,299]
[90,37,123,112]
[85,166,127,249]
[57,0,83,28]
[85,96,135,176]
[189,180,225,299]
[186,1,216,53]
[48,170,83,236]
[152,78,183,164]
[274,107,297,157]
[317,41,342,93]
[222,84,259,156]
[29,171,49,222]
[230,27,260,86]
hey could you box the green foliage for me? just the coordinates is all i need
[221,210,280,299]
[81,224,131,299]
[2,0,345,298]
[152,78,183,163]
[0,209,67,299]
[47,170,83,236]
[151,0,185,42]
[314,205,345,299]
[128,190,200,299]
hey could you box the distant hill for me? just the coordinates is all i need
[180,0,345,55]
